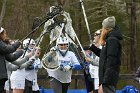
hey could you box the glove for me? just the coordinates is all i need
[25,57,36,70]
[50,47,57,51]
[60,64,71,72]
[29,56,36,63]
[63,65,71,72]
[85,57,91,62]
[60,61,72,72]
[30,63,39,70]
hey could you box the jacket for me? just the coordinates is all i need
[89,26,123,86]
[0,40,21,79]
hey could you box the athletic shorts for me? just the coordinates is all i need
[32,84,39,91]
[4,80,9,90]
[10,79,25,89]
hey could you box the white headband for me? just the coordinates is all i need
[0,27,4,33]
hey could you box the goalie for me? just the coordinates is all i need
[42,36,81,93]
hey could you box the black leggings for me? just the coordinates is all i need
[24,79,40,93]
[50,78,70,93]
[84,71,98,93]
[32,90,40,93]
[102,85,116,93]
[24,79,32,93]
[0,78,7,93]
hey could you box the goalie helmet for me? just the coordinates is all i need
[23,38,36,49]
[56,36,69,56]
[56,36,69,45]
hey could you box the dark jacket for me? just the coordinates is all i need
[0,40,21,79]
[89,26,123,86]
[5,50,23,62]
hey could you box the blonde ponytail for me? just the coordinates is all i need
[99,28,112,46]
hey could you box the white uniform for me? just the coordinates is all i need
[47,51,80,83]
[89,46,102,90]
[89,56,99,90]
[10,54,29,89]
[25,58,42,91]
[5,56,29,90]
[4,80,10,91]
[10,68,26,89]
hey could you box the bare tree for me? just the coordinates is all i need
[0,0,7,27]
[57,0,66,6]
[130,0,137,71]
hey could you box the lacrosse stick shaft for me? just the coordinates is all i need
[22,18,53,57]
[21,5,63,42]
[65,31,78,48]
[80,0,92,44]
[55,23,65,46]
[22,34,34,58]
[75,34,86,57]
[61,21,86,57]
[21,18,50,42]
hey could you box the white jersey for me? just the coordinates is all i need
[25,57,41,91]
[89,45,102,90]
[10,65,26,81]
[10,52,30,89]
[25,58,41,81]
[10,54,28,81]
[89,56,99,79]
[47,51,80,83]
[10,57,41,90]
[89,45,102,78]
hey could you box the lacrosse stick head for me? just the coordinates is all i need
[53,14,67,25]
[47,5,63,19]
[32,17,42,31]
[42,51,59,70]
[49,26,61,43]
